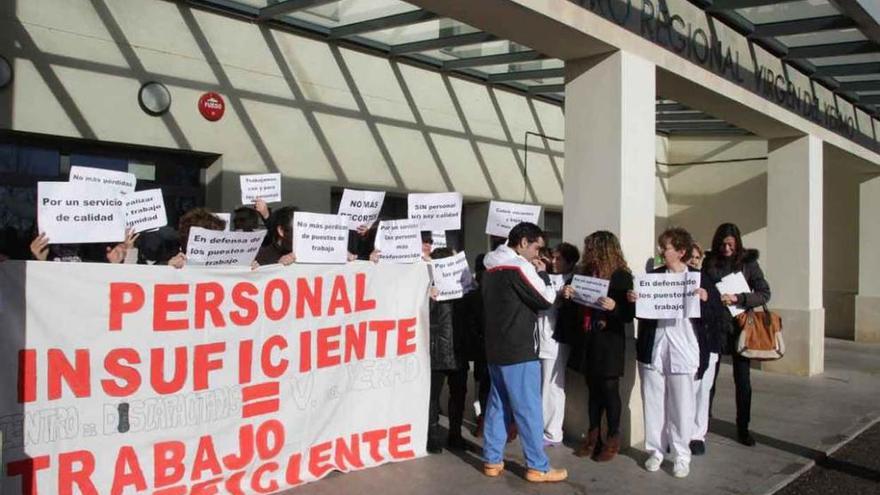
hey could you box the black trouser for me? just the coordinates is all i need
[429,368,468,439]
[709,354,752,431]
[473,358,490,416]
[587,376,622,436]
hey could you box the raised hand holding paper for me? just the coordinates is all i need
[408,192,462,231]
[375,220,422,264]
[431,251,474,301]
[185,227,266,266]
[485,200,541,237]
[37,182,126,243]
[293,212,349,263]
[240,173,281,203]
[339,189,385,230]
[125,189,167,233]
[571,274,610,309]
[635,272,701,319]
[69,165,136,194]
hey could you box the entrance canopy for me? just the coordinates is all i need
[695,0,880,117]
[188,0,564,103]
[186,0,880,136]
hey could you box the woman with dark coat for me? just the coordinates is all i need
[629,227,713,479]
[426,247,473,453]
[703,223,771,447]
[565,231,635,462]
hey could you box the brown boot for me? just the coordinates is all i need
[574,428,600,458]
[595,434,620,462]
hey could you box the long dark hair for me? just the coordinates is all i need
[708,222,746,269]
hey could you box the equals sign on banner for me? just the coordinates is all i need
[242,381,281,418]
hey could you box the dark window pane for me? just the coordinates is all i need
[0,144,15,173]
[18,147,60,176]
[69,153,127,172]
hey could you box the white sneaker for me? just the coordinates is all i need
[644,454,663,472]
[673,460,690,478]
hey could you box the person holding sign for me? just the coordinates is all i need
[480,222,567,483]
[30,228,138,264]
[167,208,226,268]
[627,227,712,479]
[426,247,480,453]
[537,242,579,448]
[702,223,771,449]
[255,206,297,266]
[231,199,270,234]
[563,231,634,462]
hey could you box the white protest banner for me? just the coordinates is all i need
[69,165,136,194]
[293,212,349,264]
[338,189,386,230]
[215,212,232,231]
[124,188,167,233]
[240,173,282,203]
[716,271,751,317]
[185,227,266,266]
[431,251,474,301]
[431,231,447,249]
[408,192,462,231]
[37,181,126,243]
[485,200,542,237]
[0,260,430,494]
[571,274,610,309]
[375,220,422,264]
[635,272,701,319]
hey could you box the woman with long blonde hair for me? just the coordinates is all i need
[564,231,634,462]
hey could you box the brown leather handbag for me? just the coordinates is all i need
[735,305,784,361]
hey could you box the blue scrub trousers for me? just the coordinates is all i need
[482,360,550,472]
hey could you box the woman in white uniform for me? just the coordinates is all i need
[627,228,712,479]
[538,243,579,445]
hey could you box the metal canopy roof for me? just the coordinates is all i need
[185,0,565,103]
[691,0,880,117]
[183,0,789,135]
[656,100,753,136]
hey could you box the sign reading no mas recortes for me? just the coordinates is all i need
[580,0,873,146]
[338,189,386,231]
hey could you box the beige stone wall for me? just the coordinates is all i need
[658,136,768,254]
[2,0,564,211]
[824,145,877,339]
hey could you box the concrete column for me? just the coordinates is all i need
[763,135,824,376]
[562,50,655,448]
[855,175,880,342]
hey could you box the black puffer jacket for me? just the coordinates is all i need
[702,249,772,355]
[429,297,473,371]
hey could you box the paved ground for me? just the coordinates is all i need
[776,422,880,495]
[283,338,880,495]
